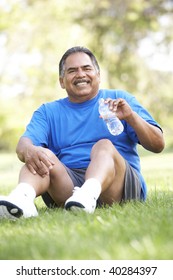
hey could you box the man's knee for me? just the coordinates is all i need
[91,139,125,168]
[91,139,115,154]
[43,148,57,160]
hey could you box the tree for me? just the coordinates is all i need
[70,0,173,131]
[72,0,173,88]
[0,0,172,150]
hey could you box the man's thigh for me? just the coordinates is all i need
[99,160,141,206]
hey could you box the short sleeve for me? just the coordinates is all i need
[22,104,49,147]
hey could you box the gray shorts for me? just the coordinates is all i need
[42,161,142,208]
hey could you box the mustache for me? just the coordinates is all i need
[74,79,90,85]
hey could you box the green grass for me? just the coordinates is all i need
[0,152,173,260]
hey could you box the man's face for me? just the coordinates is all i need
[59,52,100,103]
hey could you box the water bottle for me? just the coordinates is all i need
[98,98,124,136]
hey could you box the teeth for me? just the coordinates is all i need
[76,82,88,86]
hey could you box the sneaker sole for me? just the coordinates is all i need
[0,201,23,220]
[65,201,85,212]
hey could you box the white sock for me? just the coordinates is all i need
[81,178,101,199]
[9,183,36,201]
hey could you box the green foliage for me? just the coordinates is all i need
[0,0,173,150]
[72,0,173,87]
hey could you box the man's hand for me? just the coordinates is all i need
[16,137,55,177]
[105,98,164,153]
[105,98,133,121]
[24,145,55,177]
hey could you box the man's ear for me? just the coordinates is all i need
[98,72,101,84]
[97,72,101,84]
[59,77,65,89]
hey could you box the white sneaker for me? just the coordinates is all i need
[65,187,97,213]
[0,195,38,220]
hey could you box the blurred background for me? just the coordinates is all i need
[0,0,173,152]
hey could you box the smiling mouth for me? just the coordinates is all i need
[74,79,90,86]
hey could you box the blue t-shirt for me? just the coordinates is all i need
[22,89,162,200]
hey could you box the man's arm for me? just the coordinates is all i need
[105,98,165,153]
[16,137,55,177]
[125,111,164,153]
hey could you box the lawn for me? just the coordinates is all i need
[0,151,173,260]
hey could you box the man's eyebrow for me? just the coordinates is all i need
[66,67,77,71]
[66,65,93,71]
[82,64,93,68]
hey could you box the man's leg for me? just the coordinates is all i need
[18,154,74,206]
[65,139,126,212]
[0,149,74,219]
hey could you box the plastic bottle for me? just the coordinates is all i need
[98,98,124,136]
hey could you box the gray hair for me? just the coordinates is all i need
[59,46,100,77]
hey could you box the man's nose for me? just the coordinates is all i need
[76,68,86,77]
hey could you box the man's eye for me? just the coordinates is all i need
[85,67,92,71]
[68,70,75,73]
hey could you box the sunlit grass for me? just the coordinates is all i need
[0,152,173,260]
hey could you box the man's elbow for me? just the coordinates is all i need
[153,138,165,153]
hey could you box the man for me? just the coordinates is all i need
[0,46,164,219]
